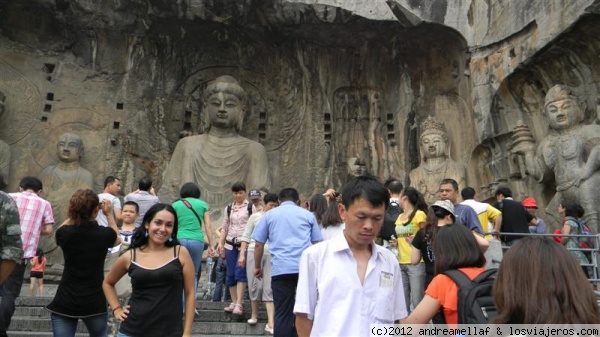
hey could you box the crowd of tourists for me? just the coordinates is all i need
[0,173,598,337]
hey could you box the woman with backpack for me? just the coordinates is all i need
[403,224,487,325]
[494,237,600,324]
[559,202,590,277]
[217,182,254,316]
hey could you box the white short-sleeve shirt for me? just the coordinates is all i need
[294,234,407,337]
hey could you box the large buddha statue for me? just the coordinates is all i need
[0,91,11,189]
[158,76,270,216]
[511,85,600,232]
[409,116,467,205]
[39,132,94,265]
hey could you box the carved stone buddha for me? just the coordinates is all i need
[158,76,270,217]
[409,116,467,205]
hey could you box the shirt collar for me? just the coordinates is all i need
[330,231,385,260]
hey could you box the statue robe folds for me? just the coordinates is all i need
[159,134,270,208]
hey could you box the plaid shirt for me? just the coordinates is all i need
[9,191,54,258]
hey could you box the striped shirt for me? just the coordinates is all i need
[9,191,54,258]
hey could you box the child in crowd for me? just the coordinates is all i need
[29,248,46,297]
[119,201,138,245]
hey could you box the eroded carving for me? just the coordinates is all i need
[409,116,467,205]
[0,91,10,189]
[39,133,94,265]
[511,85,600,232]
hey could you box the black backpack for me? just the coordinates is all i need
[226,202,253,219]
[443,269,498,324]
[380,201,402,241]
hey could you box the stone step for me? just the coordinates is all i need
[9,333,266,337]
[15,297,267,312]
[9,318,268,335]
[13,306,269,322]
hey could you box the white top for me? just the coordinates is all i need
[320,223,345,241]
[96,193,121,227]
[294,234,407,337]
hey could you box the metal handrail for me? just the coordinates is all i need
[487,231,600,285]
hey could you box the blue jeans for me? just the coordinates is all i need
[225,248,247,287]
[117,332,132,337]
[400,263,425,312]
[179,239,204,291]
[212,257,231,302]
[51,312,107,337]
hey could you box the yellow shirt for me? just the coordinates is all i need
[395,210,426,264]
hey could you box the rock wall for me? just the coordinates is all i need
[0,0,599,229]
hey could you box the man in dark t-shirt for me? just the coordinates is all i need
[493,187,533,245]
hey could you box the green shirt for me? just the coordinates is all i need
[172,198,210,242]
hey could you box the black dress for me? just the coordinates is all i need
[119,246,184,337]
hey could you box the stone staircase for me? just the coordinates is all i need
[9,297,269,337]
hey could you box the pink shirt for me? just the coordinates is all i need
[222,200,253,250]
[9,191,55,258]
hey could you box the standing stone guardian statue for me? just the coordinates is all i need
[510,84,600,232]
[409,116,467,205]
[159,75,270,217]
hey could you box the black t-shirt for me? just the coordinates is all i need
[412,228,435,277]
[46,222,116,317]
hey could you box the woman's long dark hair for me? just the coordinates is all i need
[421,204,454,245]
[35,248,44,264]
[432,224,485,275]
[321,201,342,228]
[309,194,328,224]
[129,203,179,250]
[494,237,600,324]
[400,187,427,226]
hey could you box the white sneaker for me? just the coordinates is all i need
[264,325,274,335]
[247,318,258,325]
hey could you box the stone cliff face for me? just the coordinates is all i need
[0,0,599,228]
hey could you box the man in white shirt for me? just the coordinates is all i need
[96,176,122,227]
[294,176,407,337]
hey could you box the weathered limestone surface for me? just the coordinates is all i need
[0,0,599,233]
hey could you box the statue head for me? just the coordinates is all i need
[56,133,84,163]
[203,75,246,132]
[347,157,367,177]
[420,116,449,160]
[544,85,585,130]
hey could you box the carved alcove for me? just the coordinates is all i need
[485,14,600,229]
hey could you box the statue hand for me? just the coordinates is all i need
[574,168,592,187]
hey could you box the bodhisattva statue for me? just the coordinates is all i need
[409,116,467,205]
[511,84,600,232]
[346,157,367,181]
[0,91,11,189]
[39,132,94,265]
[158,75,270,214]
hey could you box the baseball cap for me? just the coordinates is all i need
[431,200,456,221]
[249,189,261,200]
[522,197,538,209]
